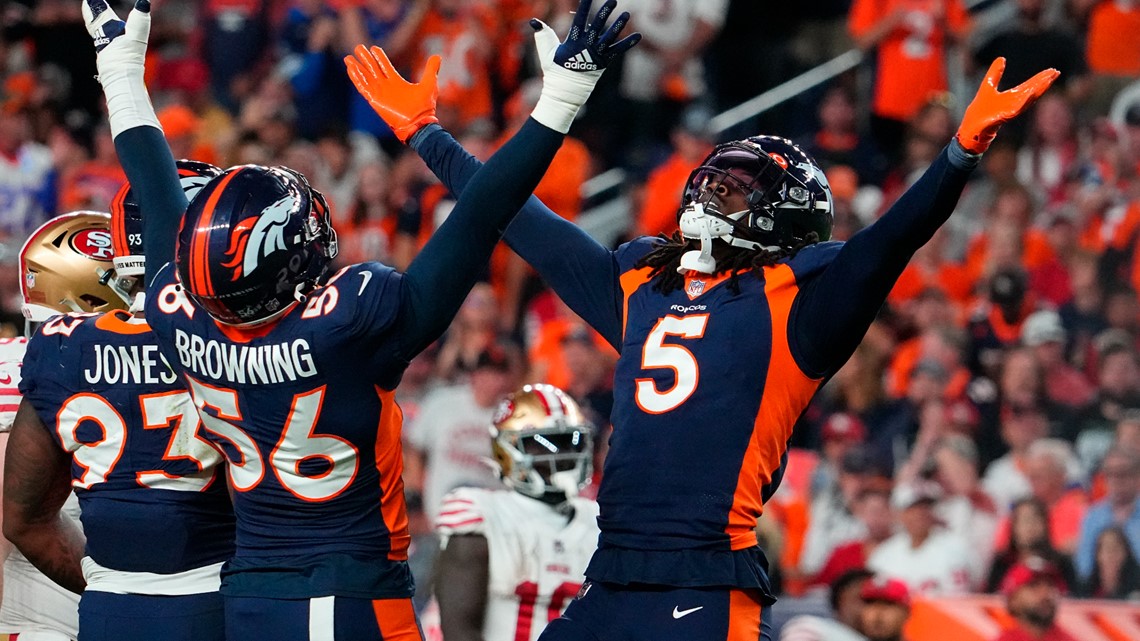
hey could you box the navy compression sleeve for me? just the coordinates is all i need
[113,126,184,286]
[410,124,624,349]
[395,118,565,358]
[791,143,979,378]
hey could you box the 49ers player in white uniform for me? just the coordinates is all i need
[0,212,127,641]
[431,384,600,641]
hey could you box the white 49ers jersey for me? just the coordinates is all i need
[437,488,599,641]
[0,337,27,432]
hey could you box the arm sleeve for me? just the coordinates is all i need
[791,143,978,377]
[392,118,564,359]
[409,124,625,349]
[113,126,185,287]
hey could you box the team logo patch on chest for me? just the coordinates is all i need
[686,279,705,299]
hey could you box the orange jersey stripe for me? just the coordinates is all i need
[726,590,764,641]
[191,168,244,297]
[371,598,421,640]
[94,309,151,335]
[620,267,654,339]
[725,264,822,550]
[374,387,410,561]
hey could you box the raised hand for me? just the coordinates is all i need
[528,0,640,133]
[344,48,441,143]
[82,0,151,80]
[956,58,1060,154]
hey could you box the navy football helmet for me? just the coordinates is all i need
[108,160,222,305]
[176,165,338,326]
[678,136,833,268]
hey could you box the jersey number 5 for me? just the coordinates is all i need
[634,314,708,414]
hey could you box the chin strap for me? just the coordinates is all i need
[676,202,770,274]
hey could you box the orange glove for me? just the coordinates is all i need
[956,57,1060,154]
[345,45,441,143]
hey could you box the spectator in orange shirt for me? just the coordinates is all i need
[994,438,1088,555]
[410,0,495,130]
[337,161,399,266]
[803,84,889,187]
[1084,0,1140,116]
[848,0,970,160]
[57,123,124,212]
[637,106,715,238]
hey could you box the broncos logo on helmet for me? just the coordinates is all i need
[221,195,295,280]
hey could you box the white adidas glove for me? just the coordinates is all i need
[529,0,640,133]
[81,0,159,138]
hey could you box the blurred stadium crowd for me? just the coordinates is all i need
[3,0,1140,626]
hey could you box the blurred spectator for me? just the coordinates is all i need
[1074,447,1140,580]
[408,0,494,131]
[1083,0,1140,116]
[859,577,912,641]
[810,413,870,500]
[1017,94,1081,206]
[618,0,728,169]
[278,0,351,140]
[993,439,1088,555]
[950,140,1021,261]
[972,0,1089,106]
[637,105,715,238]
[337,160,398,266]
[1074,342,1140,436]
[203,0,271,113]
[800,447,888,578]
[435,283,503,381]
[802,84,888,187]
[814,489,895,588]
[1021,310,1096,409]
[992,557,1076,641]
[0,108,53,238]
[968,269,1038,376]
[1076,526,1140,599]
[930,435,1000,581]
[55,122,122,213]
[848,0,969,159]
[780,568,872,641]
[868,481,974,594]
[404,345,518,522]
[986,498,1078,594]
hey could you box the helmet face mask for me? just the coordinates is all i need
[19,211,126,334]
[675,137,834,273]
[176,164,339,326]
[490,384,594,503]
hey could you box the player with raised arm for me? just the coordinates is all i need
[4,163,237,641]
[0,212,127,641]
[350,54,1059,640]
[82,0,637,638]
[433,384,599,641]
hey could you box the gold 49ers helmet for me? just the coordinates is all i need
[19,212,125,325]
[490,384,594,502]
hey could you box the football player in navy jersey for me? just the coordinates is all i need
[4,164,236,641]
[354,54,1059,640]
[82,0,637,639]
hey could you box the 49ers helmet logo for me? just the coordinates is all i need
[69,229,114,260]
[221,195,295,280]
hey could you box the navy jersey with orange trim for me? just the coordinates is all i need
[145,261,415,599]
[410,125,980,590]
[18,310,235,574]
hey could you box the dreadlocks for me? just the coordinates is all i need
[634,230,821,296]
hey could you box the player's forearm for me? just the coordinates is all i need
[3,516,86,594]
[397,119,564,356]
[410,124,623,347]
[794,143,977,376]
[114,127,185,286]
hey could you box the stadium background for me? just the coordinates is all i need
[2,0,1140,638]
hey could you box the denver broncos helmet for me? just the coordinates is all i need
[109,159,222,304]
[19,211,126,327]
[490,384,594,503]
[679,135,833,262]
[177,165,338,326]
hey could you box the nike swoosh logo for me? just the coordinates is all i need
[0,374,12,385]
[672,606,703,619]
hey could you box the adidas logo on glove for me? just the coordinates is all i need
[562,51,598,71]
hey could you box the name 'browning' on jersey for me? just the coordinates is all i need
[19,310,235,578]
[438,489,599,641]
[145,261,414,598]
